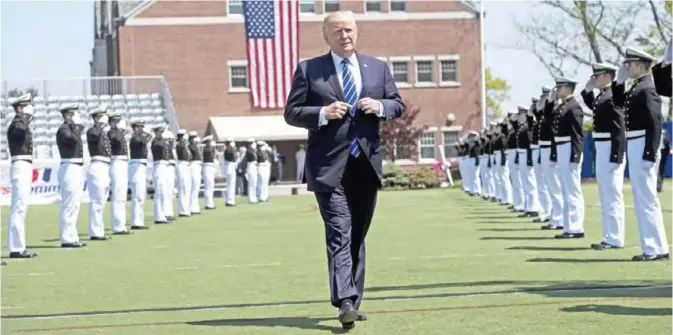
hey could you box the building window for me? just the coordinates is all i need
[391,61,408,84]
[230,65,248,89]
[324,0,340,13]
[440,59,459,83]
[419,132,436,159]
[228,0,243,15]
[390,0,407,11]
[365,0,382,12]
[416,60,433,83]
[300,0,315,13]
[443,130,459,157]
[395,139,412,160]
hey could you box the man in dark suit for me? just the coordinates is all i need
[284,11,404,330]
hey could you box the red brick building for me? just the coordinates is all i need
[115,0,483,173]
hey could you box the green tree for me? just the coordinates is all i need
[635,0,672,57]
[485,68,511,118]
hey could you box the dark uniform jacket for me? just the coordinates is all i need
[245,146,257,163]
[130,133,151,161]
[151,136,168,161]
[552,96,584,163]
[87,123,112,161]
[613,74,662,163]
[652,62,672,98]
[468,137,481,166]
[189,143,202,162]
[203,145,216,164]
[507,122,519,164]
[257,148,270,163]
[108,128,129,158]
[57,121,85,162]
[176,141,192,161]
[223,147,237,162]
[518,120,534,167]
[540,101,557,162]
[7,114,33,161]
[581,85,626,164]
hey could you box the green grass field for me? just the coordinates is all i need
[1,182,671,334]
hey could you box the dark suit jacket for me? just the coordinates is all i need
[284,51,405,192]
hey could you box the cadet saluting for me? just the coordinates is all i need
[245,139,259,204]
[6,93,38,260]
[151,124,170,224]
[615,47,669,261]
[175,129,192,217]
[108,113,132,235]
[188,131,202,215]
[201,136,218,209]
[128,120,152,229]
[581,63,626,250]
[87,106,113,240]
[57,103,87,248]
[538,87,564,231]
[222,138,238,207]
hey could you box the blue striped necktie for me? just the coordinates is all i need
[341,58,360,158]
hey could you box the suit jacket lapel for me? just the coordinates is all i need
[356,52,368,99]
[324,52,345,101]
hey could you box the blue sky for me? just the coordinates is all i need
[0,0,663,112]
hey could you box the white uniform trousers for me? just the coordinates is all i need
[176,161,192,216]
[556,142,584,234]
[479,155,488,196]
[518,149,540,213]
[203,162,217,208]
[257,161,271,202]
[8,160,32,252]
[488,155,496,198]
[246,162,259,203]
[506,150,524,210]
[224,161,237,205]
[59,162,84,244]
[541,147,564,227]
[594,139,626,247]
[190,161,202,213]
[164,163,176,217]
[153,161,169,222]
[533,148,551,220]
[88,159,111,238]
[627,136,669,255]
[129,160,147,227]
[495,152,512,204]
[109,157,128,232]
[469,157,481,195]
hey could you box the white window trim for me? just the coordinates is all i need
[364,0,384,14]
[418,130,437,163]
[299,0,316,15]
[414,55,435,87]
[388,0,407,12]
[323,0,340,14]
[389,56,411,88]
[226,0,243,16]
[438,54,460,88]
[227,60,250,93]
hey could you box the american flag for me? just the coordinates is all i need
[243,0,299,109]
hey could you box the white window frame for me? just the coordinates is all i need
[438,55,460,87]
[418,129,437,162]
[441,126,461,158]
[364,0,383,13]
[299,0,316,14]
[323,0,340,13]
[392,137,414,166]
[389,56,412,88]
[227,60,250,93]
[413,55,436,88]
[389,0,407,12]
[227,0,243,16]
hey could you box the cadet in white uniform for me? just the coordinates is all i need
[616,47,669,261]
[86,105,113,240]
[56,103,87,248]
[517,105,540,217]
[108,113,132,235]
[175,129,192,217]
[531,97,551,223]
[550,77,586,239]
[6,94,38,259]
[164,130,177,221]
[150,124,170,224]
[538,87,565,230]
[256,141,272,202]
[222,138,238,207]
[245,139,259,204]
[188,131,202,215]
[201,136,217,209]
[128,121,152,229]
[581,63,626,249]
[506,109,524,212]
[493,119,512,205]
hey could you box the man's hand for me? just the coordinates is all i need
[356,97,381,115]
[323,101,350,120]
[584,77,596,92]
[616,64,628,84]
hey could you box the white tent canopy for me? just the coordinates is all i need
[208,115,308,142]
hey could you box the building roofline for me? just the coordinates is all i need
[123,0,157,20]
[459,0,483,17]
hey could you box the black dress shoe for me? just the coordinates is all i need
[191,212,201,215]
[155,221,170,224]
[355,310,367,321]
[226,204,236,207]
[90,236,111,241]
[112,230,133,235]
[541,224,563,230]
[555,232,585,239]
[591,241,622,250]
[205,206,216,210]
[507,205,514,210]
[518,211,537,218]
[339,299,358,329]
[632,253,669,261]
[532,217,543,223]
[1,261,6,266]
[131,225,150,230]
[178,214,191,218]
[167,216,175,221]
[9,250,38,259]
[61,241,86,248]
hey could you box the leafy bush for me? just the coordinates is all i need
[381,163,411,190]
[408,165,441,189]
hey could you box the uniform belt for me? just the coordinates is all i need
[111,155,128,161]
[554,136,571,143]
[191,160,202,164]
[130,158,147,164]
[530,144,540,149]
[154,160,170,166]
[91,155,111,163]
[539,140,551,146]
[61,158,84,164]
[516,148,527,153]
[626,129,646,139]
[11,155,32,163]
[593,132,612,142]
[203,162,216,167]
[505,149,516,153]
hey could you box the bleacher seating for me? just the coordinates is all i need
[0,93,169,160]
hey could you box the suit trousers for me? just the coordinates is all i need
[507,150,524,210]
[203,163,216,208]
[129,160,147,227]
[88,160,111,238]
[314,154,378,309]
[109,158,128,232]
[557,142,584,234]
[59,162,84,244]
[224,161,237,205]
[177,161,192,216]
[190,161,202,213]
[541,147,564,227]
[518,149,540,213]
[9,160,32,252]
[627,137,669,255]
[532,148,551,219]
[594,140,626,247]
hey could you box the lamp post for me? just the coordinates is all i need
[478,1,487,129]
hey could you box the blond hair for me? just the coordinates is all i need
[322,10,356,33]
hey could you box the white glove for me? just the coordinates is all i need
[609,163,619,171]
[72,113,82,124]
[548,87,558,103]
[616,64,628,84]
[641,160,655,170]
[584,77,596,92]
[103,124,111,132]
[99,114,109,124]
[663,39,672,65]
[118,119,128,130]
[536,96,545,111]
